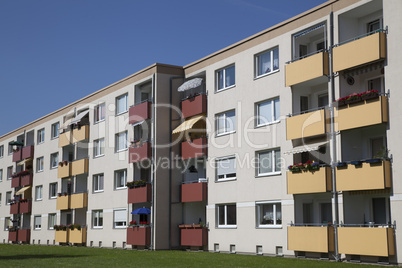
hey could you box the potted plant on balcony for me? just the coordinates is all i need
[335,161,347,167]
[54,225,67,231]
[129,220,137,227]
[350,160,362,166]
[288,163,303,172]
[59,162,64,167]
[63,160,68,166]
[126,181,135,189]
[134,180,147,187]
[361,90,379,100]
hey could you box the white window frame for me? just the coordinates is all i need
[34,215,41,230]
[114,169,127,190]
[217,204,237,228]
[257,149,281,176]
[94,103,106,123]
[7,166,13,180]
[0,145,3,158]
[6,192,11,205]
[216,65,235,92]
[113,209,127,229]
[94,138,105,157]
[37,157,44,172]
[50,153,58,169]
[48,214,56,230]
[37,128,45,144]
[4,217,10,230]
[92,210,103,228]
[216,110,236,136]
[256,201,282,228]
[255,47,279,78]
[216,156,236,182]
[93,173,104,193]
[116,94,128,115]
[51,122,59,139]
[35,185,43,201]
[49,182,58,199]
[115,131,128,152]
[256,98,280,127]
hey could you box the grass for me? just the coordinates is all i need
[0,244,378,267]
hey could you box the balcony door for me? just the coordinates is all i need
[372,198,386,225]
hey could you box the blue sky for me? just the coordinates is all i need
[0,0,327,136]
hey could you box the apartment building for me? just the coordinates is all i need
[0,0,401,264]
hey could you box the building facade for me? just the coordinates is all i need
[0,0,401,264]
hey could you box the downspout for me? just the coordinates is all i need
[151,73,156,250]
[329,11,340,262]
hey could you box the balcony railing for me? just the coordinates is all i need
[70,193,88,209]
[129,142,151,163]
[8,230,17,242]
[59,125,89,147]
[11,175,21,188]
[71,159,89,176]
[13,149,22,162]
[56,195,70,210]
[181,182,207,202]
[18,229,30,243]
[10,202,19,214]
[59,131,71,147]
[55,230,69,243]
[286,109,327,140]
[58,162,71,178]
[288,226,335,253]
[287,166,332,194]
[19,199,32,214]
[129,101,151,125]
[126,226,151,246]
[181,137,207,160]
[69,227,87,244]
[128,184,152,204]
[21,173,33,186]
[181,94,207,119]
[179,225,208,247]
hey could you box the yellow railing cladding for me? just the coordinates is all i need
[71,159,89,176]
[288,226,334,253]
[286,109,327,140]
[287,167,332,194]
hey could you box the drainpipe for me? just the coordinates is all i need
[329,11,340,262]
[150,73,155,251]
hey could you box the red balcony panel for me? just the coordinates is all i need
[129,143,151,163]
[10,203,19,214]
[128,184,152,204]
[22,145,34,160]
[20,200,32,214]
[13,149,22,162]
[8,230,17,242]
[21,173,33,186]
[181,94,207,119]
[11,176,21,188]
[127,227,151,246]
[180,226,208,247]
[18,229,30,242]
[181,137,207,160]
[129,101,151,125]
[181,182,207,202]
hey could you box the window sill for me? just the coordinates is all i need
[51,136,59,140]
[114,226,127,229]
[50,197,57,200]
[115,148,128,153]
[37,170,44,173]
[50,166,58,170]
[255,120,280,129]
[94,154,105,159]
[256,225,282,229]
[35,199,43,202]
[115,187,127,191]
[216,178,237,183]
[34,228,41,231]
[37,142,44,145]
[254,69,280,81]
[115,111,128,117]
[216,131,236,137]
[215,85,236,94]
[255,172,281,178]
[92,227,103,230]
[216,225,237,229]
[94,119,105,125]
[93,190,104,194]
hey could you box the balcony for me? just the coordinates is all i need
[13,149,22,162]
[70,193,88,209]
[287,167,332,194]
[55,230,69,243]
[334,96,388,132]
[333,32,386,72]
[181,182,207,202]
[181,137,207,160]
[58,162,71,178]
[10,203,19,214]
[181,94,207,119]
[71,159,89,176]
[129,101,151,125]
[288,226,335,253]
[286,109,327,140]
[19,199,32,214]
[179,225,208,247]
[338,227,395,257]
[18,229,30,243]
[59,130,71,147]
[56,195,70,210]
[129,142,151,163]
[69,227,87,244]
[128,184,152,204]
[127,226,151,246]
[285,52,329,87]
[71,125,89,143]
[8,230,17,242]
[21,173,33,186]
[11,175,21,188]
[336,160,391,191]
[22,145,34,160]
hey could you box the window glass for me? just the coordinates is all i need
[116,94,128,115]
[93,174,104,192]
[51,122,59,139]
[216,65,235,91]
[216,157,236,181]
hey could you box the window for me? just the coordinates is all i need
[37,128,45,144]
[4,217,10,230]
[49,182,58,199]
[256,98,280,127]
[50,153,58,169]
[216,110,236,135]
[8,144,12,155]
[216,156,236,181]
[217,204,236,227]
[7,166,13,180]
[371,137,385,158]
[35,185,43,201]
[51,122,59,139]
[367,19,381,33]
[0,145,3,158]
[255,47,279,77]
[257,149,281,176]
[48,214,56,229]
[94,138,105,157]
[0,169,2,182]
[37,157,44,172]
[115,169,127,189]
[6,192,11,205]
[116,94,128,115]
[95,103,106,123]
[256,202,282,227]
[114,209,127,228]
[0,193,2,206]
[93,174,104,192]
[34,215,41,230]
[368,77,383,92]
[92,210,103,228]
[216,65,235,91]
[115,131,128,152]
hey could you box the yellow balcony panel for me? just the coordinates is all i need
[69,228,87,244]
[59,131,72,148]
[55,230,69,243]
[333,32,386,72]
[336,161,391,191]
[71,159,89,176]
[58,163,71,178]
[288,226,334,253]
[56,195,70,210]
[70,193,88,209]
[285,52,329,87]
[71,125,89,143]
[287,167,332,194]
[338,227,395,257]
[286,110,327,140]
[335,96,388,132]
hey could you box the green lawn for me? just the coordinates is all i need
[0,244,377,267]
